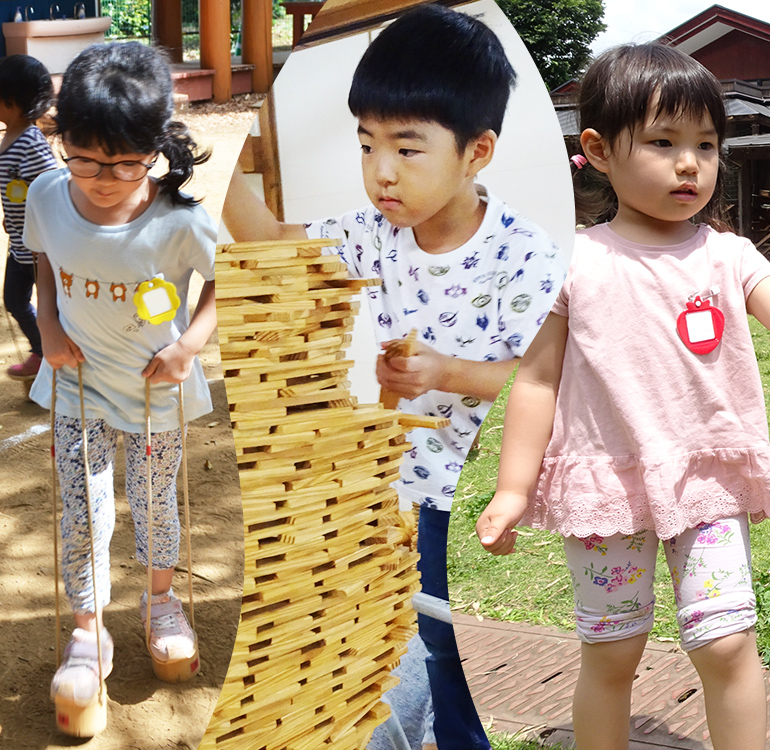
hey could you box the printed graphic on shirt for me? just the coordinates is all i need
[307,191,566,510]
[58,266,180,331]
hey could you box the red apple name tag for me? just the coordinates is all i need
[676,295,724,355]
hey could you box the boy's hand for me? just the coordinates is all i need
[41,321,85,370]
[142,340,195,384]
[476,490,528,555]
[376,340,447,399]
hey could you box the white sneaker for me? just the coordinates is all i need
[140,589,196,663]
[51,628,113,706]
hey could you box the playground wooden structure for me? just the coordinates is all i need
[199,237,426,749]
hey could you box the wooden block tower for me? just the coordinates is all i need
[199,238,421,750]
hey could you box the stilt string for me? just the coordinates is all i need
[179,382,195,629]
[145,377,153,648]
[77,362,106,699]
[51,368,61,666]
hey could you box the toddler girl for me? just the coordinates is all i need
[0,55,57,381]
[24,42,216,733]
[477,43,770,749]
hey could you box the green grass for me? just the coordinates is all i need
[489,731,570,749]
[449,316,770,662]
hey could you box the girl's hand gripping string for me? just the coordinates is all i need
[42,326,86,370]
[475,312,568,555]
[143,338,197,384]
[143,279,216,384]
[36,252,86,369]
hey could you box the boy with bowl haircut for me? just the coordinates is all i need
[224,4,566,748]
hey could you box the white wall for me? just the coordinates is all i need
[237,0,575,401]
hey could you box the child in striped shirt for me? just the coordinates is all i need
[0,54,57,381]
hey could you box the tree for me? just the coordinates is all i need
[496,0,606,91]
[102,0,151,38]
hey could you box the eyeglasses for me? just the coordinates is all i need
[62,155,156,182]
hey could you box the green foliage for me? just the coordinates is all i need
[490,732,571,749]
[103,0,150,38]
[105,0,245,39]
[495,0,606,90]
[754,568,770,666]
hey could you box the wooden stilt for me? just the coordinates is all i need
[54,364,108,737]
[54,683,108,737]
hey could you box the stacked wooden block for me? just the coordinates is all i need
[199,238,421,750]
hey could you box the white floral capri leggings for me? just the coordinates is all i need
[55,415,182,614]
[563,516,756,651]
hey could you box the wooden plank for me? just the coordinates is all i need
[380,328,418,409]
[398,414,452,430]
[295,0,475,49]
[259,91,283,217]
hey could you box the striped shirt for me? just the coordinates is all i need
[0,126,57,263]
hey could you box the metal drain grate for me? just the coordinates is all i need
[454,614,770,749]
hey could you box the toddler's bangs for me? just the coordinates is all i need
[646,73,726,143]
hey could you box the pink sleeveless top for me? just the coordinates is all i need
[520,223,770,539]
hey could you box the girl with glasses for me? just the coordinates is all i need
[22,41,216,734]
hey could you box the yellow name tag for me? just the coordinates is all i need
[6,179,28,204]
[133,277,180,325]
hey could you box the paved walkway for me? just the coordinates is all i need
[454,614,770,749]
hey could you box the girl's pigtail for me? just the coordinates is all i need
[570,150,617,228]
[157,121,212,207]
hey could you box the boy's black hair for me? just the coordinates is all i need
[348,3,517,150]
[0,54,54,121]
[573,43,730,230]
[55,41,209,206]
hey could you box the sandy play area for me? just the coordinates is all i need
[0,97,257,750]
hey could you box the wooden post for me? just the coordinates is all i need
[738,159,751,238]
[242,0,273,93]
[152,0,183,64]
[200,0,232,102]
[258,90,283,220]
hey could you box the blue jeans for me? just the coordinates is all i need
[3,254,41,356]
[418,506,491,750]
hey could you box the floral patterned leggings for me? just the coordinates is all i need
[563,516,756,651]
[55,415,182,615]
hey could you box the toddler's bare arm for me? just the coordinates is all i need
[476,312,568,554]
[143,279,217,384]
[747,276,770,329]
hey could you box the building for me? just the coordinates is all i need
[554,4,770,247]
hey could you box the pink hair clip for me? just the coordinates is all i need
[570,154,588,169]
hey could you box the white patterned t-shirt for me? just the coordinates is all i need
[306,188,567,510]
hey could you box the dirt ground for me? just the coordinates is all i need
[0,96,259,749]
